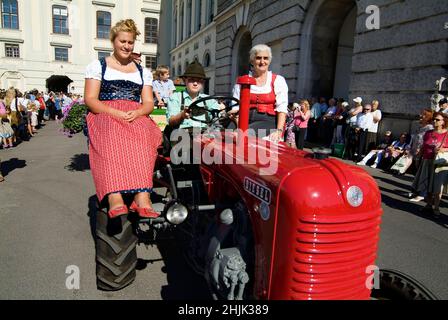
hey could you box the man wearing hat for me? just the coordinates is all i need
[166,59,220,130]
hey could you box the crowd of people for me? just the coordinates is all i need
[0,87,82,182]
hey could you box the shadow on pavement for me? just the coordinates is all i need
[381,192,448,229]
[66,153,90,172]
[0,158,26,177]
[156,240,212,300]
[87,195,98,243]
[373,175,411,191]
[85,194,211,299]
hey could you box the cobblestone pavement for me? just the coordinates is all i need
[0,121,447,299]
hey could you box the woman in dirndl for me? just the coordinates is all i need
[232,44,288,142]
[84,19,162,219]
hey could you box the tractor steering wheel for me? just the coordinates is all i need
[187,95,240,125]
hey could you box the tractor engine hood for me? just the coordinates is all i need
[196,134,383,300]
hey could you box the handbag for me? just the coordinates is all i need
[434,132,448,165]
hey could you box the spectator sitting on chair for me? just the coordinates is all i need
[370,132,408,169]
[357,131,393,167]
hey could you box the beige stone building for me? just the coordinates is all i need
[0,0,161,94]
[159,0,218,93]
[160,0,448,132]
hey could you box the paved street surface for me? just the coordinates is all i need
[0,121,447,300]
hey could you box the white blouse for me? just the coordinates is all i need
[232,71,289,113]
[84,59,153,86]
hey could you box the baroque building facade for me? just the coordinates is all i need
[159,0,217,93]
[160,0,448,132]
[0,0,161,94]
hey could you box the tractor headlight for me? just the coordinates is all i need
[166,203,188,225]
[346,186,363,207]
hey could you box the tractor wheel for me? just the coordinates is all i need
[95,208,138,291]
[371,269,439,300]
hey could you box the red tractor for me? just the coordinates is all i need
[94,76,438,300]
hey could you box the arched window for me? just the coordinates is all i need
[53,5,69,34]
[1,0,19,29]
[203,52,210,68]
[97,11,111,39]
[145,18,158,44]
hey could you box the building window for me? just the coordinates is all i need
[206,0,214,25]
[97,11,111,39]
[180,1,184,41]
[53,5,69,34]
[177,64,181,76]
[1,0,18,29]
[195,0,202,32]
[173,7,178,46]
[145,56,156,70]
[5,43,19,58]
[55,47,68,62]
[186,0,192,37]
[98,51,110,60]
[144,18,158,44]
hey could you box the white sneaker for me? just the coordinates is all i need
[370,163,377,168]
[357,161,366,166]
[409,196,424,202]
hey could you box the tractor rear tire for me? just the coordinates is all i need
[95,209,138,291]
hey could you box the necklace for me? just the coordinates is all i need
[112,54,131,66]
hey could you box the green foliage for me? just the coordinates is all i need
[62,103,88,133]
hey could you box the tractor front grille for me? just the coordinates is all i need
[291,210,382,300]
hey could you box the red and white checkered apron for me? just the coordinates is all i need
[86,100,162,202]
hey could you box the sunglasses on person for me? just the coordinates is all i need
[434,118,444,122]
[363,108,371,111]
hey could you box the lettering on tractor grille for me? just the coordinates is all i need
[244,177,272,204]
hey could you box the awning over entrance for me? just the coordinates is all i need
[46,75,73,93]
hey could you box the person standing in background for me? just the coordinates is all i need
[366,100,382,152]
[153,65,176,109]
[293,99,311,150]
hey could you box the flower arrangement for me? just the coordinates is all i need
[60,99,87,137]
